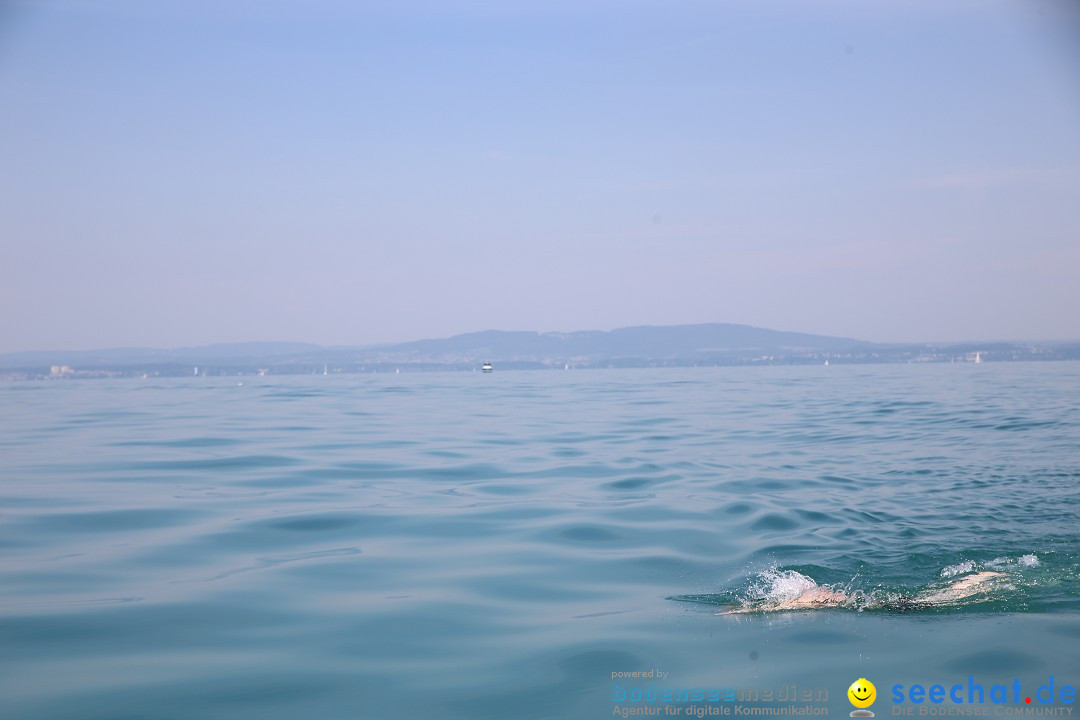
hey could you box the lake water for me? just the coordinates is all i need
[2,363,1079,719]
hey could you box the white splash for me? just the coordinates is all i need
[941,560,975,578]
[747,568,820,605]
[962,554,1039,572]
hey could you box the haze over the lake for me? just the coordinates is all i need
[2,0,1078,354]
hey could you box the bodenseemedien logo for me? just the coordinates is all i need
[849,678,877,717]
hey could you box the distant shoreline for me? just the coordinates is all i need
[3,323,1078,380]
[4,353,1080,382]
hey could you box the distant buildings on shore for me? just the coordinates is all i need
[3,324,1078,381]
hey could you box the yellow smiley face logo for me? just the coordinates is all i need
[848,678,876,708]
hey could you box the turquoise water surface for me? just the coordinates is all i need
[2,363,1079,719]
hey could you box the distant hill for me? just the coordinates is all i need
[1,324,1077,378]
[384,324,869,362]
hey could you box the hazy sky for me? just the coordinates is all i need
[2,0,1078,352]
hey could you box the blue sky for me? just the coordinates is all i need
[2,0,1078,352]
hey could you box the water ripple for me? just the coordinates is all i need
[1,364,1079,719]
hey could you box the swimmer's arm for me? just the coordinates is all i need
[716,605,755,615]
[716,587,849,614]
[915,571,1005,605]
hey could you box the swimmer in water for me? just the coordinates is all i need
[719,571,1006,614]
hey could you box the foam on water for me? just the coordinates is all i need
[745,567,821,605]
[986,553,1042,570]
[941,555,1040,577]
[941,560,975,578]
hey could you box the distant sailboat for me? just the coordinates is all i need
[975,352,982,364]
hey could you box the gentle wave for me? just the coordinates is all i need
[1,364,1079,719]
